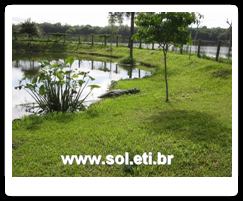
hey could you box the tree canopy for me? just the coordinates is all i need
[135,12,196,47]
[19,19,40,38]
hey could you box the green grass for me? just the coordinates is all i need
[12,43,232,176]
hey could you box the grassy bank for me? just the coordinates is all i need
[12,42,232,176]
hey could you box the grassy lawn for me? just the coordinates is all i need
[12,42,232,176]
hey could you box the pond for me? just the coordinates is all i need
[119,43,231,59]
[12,58,152,119]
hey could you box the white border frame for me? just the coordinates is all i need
[5,5,238,196]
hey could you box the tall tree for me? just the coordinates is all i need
[226,19,232,59]
[19,18,40,40]
[194,13,204,42]
[108,12,136,65]
[129,12,135,63]
[136,12,196,102]
[108,12,118,55]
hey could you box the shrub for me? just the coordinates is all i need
[119,56,136,66]
[15,57,100,114]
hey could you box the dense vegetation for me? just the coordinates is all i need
[15,58,100,113]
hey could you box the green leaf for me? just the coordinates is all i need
[32,76,38,84]
[65,56,74,66]
[88,75,95,81]
[78,80,85,86]
[25,83,34,89]
[56,71,64,80]
[78,71,86,75]
[58,80,65,85]
[64,70,72,74]
[39,85,46,95]
[72,74,79,79]
[89,84,100,89]
[51,63,59,68]
[41,60,50,67]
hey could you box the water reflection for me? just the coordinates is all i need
[12,58,152,119]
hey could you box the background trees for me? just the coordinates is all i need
[13,21,230,44]
[136,12,196,102]
[19,18,41,39]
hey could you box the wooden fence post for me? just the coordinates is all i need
[152,42,154,50]
[197,40,201,58]
[104,35,107,46]
[180,44,183,54]
[216,40,221,61]
[91,34,94,46]
[63,34,65,43]
[91,60,94,70]
[139,40,142,49]
[228,45,231,59]
[116,35,119,47]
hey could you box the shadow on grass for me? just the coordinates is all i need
[46,112,77,123]
[23,115,44,130]
[146,110,231,147]
[211,69,231,79]
[19,112,77,131]
[12,138,25,150]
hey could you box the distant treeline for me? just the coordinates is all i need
[13,22,231,44]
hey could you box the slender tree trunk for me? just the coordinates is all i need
[194,25,199,42]
[110,25,114,57]
[28,34,31,47]
[180,44,183,54]
[189,46,191,60]
[129,12,135,64]
[163,49,169,102]
[228,26,232,59]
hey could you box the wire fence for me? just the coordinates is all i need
[13,33,232,61]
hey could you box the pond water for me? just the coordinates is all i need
[136,43,231,59]
[103,42,231,59]
[12,58,152,119]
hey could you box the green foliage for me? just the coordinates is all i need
[187,33,193,46]
[13,20,231,44]
[15,57,99,113]
[108,12,135,26]
[108,12,136,64]
[19,18,41,38]
[135,12,196,47]
[51,33,65,42]
[119,56,136,65]
[135,12,196,102]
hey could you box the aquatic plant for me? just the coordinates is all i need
[15,57,100,113]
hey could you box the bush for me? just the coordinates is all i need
[15,57,99,114]
[119,56,136,66]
